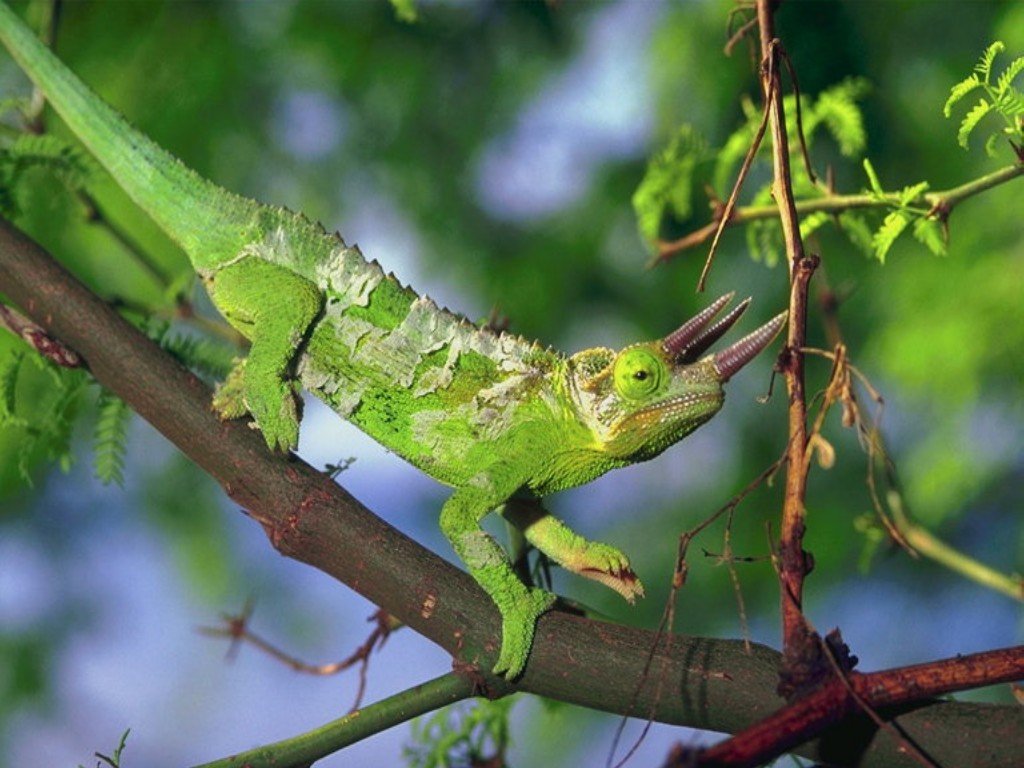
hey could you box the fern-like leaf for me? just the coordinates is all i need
[799,211,831,240]
[957,98,992,148]
[995,88,1024,117]
[160,332,236,380]
[912,217,947,257]
[746,218,782,267]
[0,350,24,426]
[871,210,911,263]
[632,125,708,243]
[838,211,875,257]
[93,388,131,487]
[816,78,870,157]
[943,74,982,117]
[975,41,1005,81]
[898,181,930,207]
[996,55,1024,95]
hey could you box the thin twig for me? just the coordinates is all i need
[655,163,1024,262]
[199,606,399,712]
[754,0,817,685]
[696,48,777,291]
[605,453,786,768]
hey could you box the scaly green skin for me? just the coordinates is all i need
[0,4,783,679]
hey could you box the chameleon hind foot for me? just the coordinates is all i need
[492,587,557,680]
[212,357,302,451]
[212,358,249,419]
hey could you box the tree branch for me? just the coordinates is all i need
[0,217,1021,767]
[191,672,476,768]
[654,160,1024,263]
[691,644,1024,768]
[755,0,818,690]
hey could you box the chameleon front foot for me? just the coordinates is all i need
[573,542,645,604]
[492,587,557,680]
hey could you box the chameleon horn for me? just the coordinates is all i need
[662,292,735,359]
[713,311,788,381]
[676,297,751,362]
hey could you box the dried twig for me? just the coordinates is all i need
[199,604,400,712]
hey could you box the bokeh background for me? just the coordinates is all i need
[0,1,1021,765]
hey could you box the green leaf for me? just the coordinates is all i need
[956,98,992,149]
[160,332,236,380]
[871,210,911,263]
[746,218,781,267]
[862,158,885,198]
[632,125,707,243]
[799,210,832,240]
[389,0,417,23]
[816,78,870,156]
[984,132,1000,157]
[912,216,947,257]
[995,88,1024,118]
[995,55,1024,95]
[943,74,981,117]
[838,211,875,257]
[93,388,131,487]
[898,180,930,207]
[0,350,24,425]
[974,41,1005,82]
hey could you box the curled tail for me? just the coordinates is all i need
[0,2,257,268]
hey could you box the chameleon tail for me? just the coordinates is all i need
[0,2,257,268]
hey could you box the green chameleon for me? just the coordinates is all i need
[0,4,785,679]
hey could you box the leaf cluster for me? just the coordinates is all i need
[404,697,516,768]
[0,347,85,485]
[944,41,1024,155]
[0,129,101,219]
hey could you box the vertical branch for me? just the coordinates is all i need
[754,0,819,686]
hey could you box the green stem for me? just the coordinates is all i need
[191,673,480,768]
[888,491,1023,602]
[657,163,1024,259]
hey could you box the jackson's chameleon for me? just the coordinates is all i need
[0,4,785,679]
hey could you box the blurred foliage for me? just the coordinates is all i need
[405,697,515,768]
[0,0,1021,765]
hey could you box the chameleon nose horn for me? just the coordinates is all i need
[712,311,788,381]
[662,292,755,363]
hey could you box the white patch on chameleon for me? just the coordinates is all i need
[318,244,384,311]
[459,530,505,570]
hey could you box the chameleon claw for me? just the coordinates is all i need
[581,565,645,604]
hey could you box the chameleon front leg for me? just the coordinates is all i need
[502,498,645,603]
[207,257,323,451]
[440,480,556,680]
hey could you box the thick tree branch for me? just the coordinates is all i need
[0,218,1021,767]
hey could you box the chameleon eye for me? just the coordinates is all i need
[613,348,664,400]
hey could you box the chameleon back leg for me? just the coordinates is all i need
[439,474,557,680]
[206,257,323,451]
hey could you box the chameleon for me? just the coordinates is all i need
[0,3,785,680]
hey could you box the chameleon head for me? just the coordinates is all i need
[567,293,787,462]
